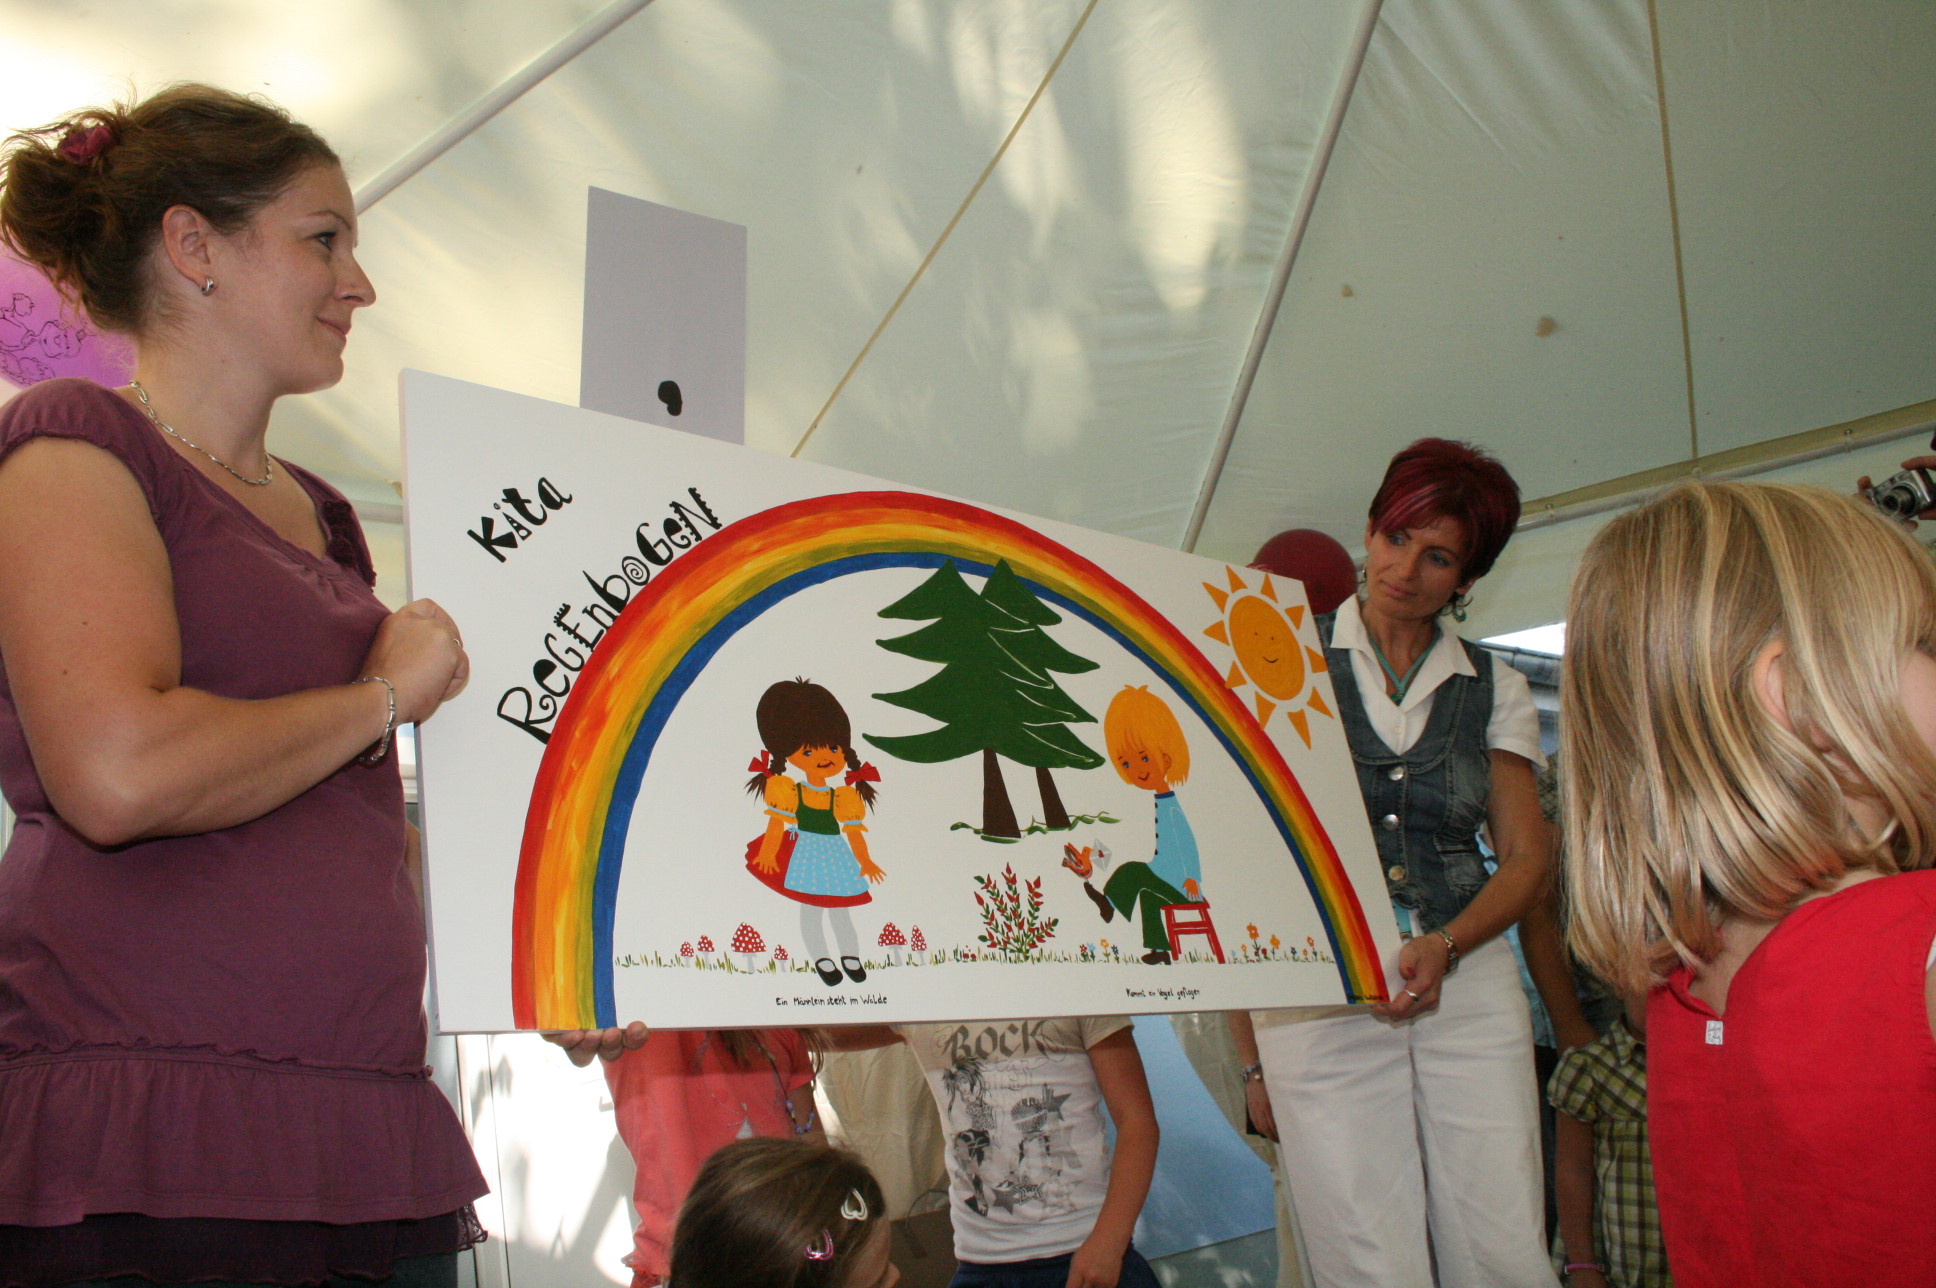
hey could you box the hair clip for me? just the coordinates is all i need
[839,1188,870,1221]
[58,124,116,164]
[804,1230,836,1261]
[748,750,773,774]
[844,762,880,786]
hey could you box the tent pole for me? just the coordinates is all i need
[353,0,658,213]
[791,0,1102,459]
[1516,397,1936,533]
[1180,0,1383,554]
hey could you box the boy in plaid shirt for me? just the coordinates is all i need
[1549,996,1670,1287]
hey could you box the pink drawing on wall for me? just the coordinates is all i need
[0,253,132,391]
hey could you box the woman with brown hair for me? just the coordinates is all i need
[0,86,484,1284]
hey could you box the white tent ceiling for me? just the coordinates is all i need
[6,0,1933,640]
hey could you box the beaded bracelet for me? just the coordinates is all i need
[1436,926,1462,972]
[356,675,397,766]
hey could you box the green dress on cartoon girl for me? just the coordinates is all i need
[745,679,884,988]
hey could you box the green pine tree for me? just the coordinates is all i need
[866,560,1103,838]
[979,561,1103,829]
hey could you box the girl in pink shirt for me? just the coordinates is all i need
[602,1029,822,1287]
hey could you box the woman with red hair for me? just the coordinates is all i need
[1236,439,1558,1287]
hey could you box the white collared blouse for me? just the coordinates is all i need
[1329,596,1545,767]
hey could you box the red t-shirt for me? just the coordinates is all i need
[1648,869,1936,1287]
[603,1029,815,1283]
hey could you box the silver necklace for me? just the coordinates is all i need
[129,380,275,487]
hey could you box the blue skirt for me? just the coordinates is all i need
[782,830,869,899]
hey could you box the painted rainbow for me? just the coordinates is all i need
[512,491,1385,1027]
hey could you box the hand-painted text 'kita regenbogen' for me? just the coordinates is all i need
[496,486,721,745]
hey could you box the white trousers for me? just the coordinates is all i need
[1254,937,1558,1288]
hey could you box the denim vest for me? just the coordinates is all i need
[1318,611,1494,933]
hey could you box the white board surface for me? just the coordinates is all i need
[402,371,1399,1032]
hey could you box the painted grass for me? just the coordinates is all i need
[613,943,1335,970]
[948,811,1121,842]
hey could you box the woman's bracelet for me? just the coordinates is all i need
[1436,927,1461,972]
[356,674,397,767]
[1240,1062,1264,1083]
[1562,1264,1603,1278]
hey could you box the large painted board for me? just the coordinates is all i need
[402,372,1400,1032]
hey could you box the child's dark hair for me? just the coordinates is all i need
[747,678,878,809]
[0,83,337,334]
[667,1137,888,1288]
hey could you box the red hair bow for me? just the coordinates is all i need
[58,124,116,164]
[748,750,773,774]
[844,762,881,785]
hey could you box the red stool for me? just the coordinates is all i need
[1162,900,1224,963]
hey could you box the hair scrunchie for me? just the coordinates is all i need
[57,124,116,164]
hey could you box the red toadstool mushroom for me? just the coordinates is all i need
[730,923,766,971]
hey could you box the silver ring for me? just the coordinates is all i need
[1402,988,1419,1000]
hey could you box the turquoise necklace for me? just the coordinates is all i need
[1367,626,1438,704]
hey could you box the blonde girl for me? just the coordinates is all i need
[1562,480,1936,1287]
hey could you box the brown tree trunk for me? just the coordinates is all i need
[1036,766,1072,831]
[981,749,1021,839]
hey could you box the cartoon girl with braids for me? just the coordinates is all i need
[746,679,884,987]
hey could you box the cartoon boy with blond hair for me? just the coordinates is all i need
[1069,685,1202,964]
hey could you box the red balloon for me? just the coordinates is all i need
[1250,528,1357,615]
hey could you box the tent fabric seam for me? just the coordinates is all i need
[790,0,1103,461]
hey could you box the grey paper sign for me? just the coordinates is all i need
[580,188,746,444]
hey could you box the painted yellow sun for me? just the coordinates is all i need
[1202,567,1334,748]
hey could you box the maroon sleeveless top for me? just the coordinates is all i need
[1648,868,1936,1287]
[0,382,484,1245]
